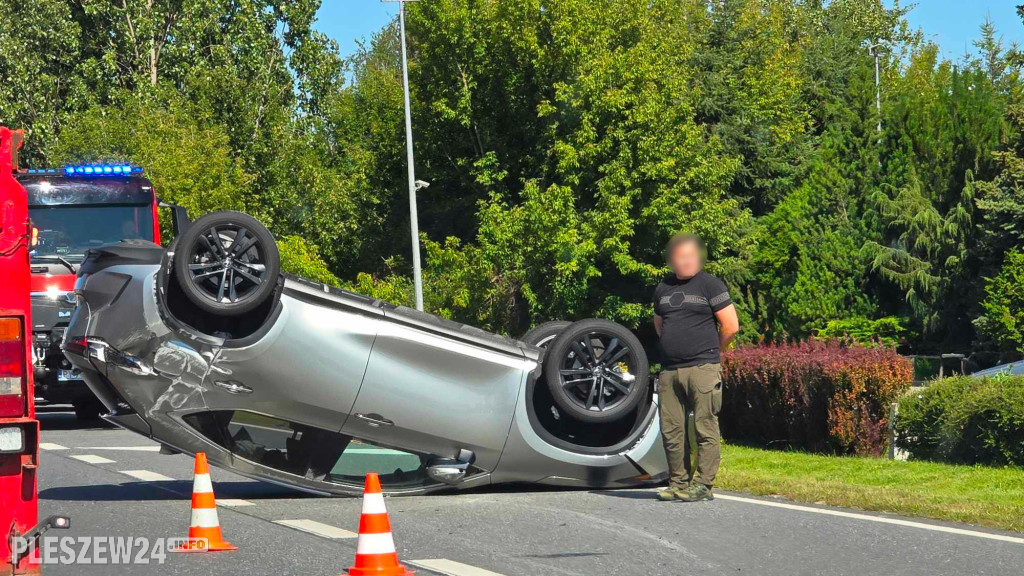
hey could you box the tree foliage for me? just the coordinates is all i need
[3,0,1023,361]
[976,248,1024,356]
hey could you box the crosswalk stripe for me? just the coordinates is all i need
[71,454,116,464]
[120,470,174,482]
[409,559,506,576]
[273,519,357,539]
[39,443,67,450]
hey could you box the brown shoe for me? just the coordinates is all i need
[677,483,714,502]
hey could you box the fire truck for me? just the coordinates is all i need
[1,127,70,574]
[15,163,161,419]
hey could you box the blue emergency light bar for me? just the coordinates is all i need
[62,164,143,176]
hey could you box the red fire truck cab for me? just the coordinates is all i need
[15,166,161,419]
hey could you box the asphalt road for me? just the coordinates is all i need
[33,405,1024,576]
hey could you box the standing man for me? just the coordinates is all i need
[654,233,739,502]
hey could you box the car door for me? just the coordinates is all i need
[341,306,532,476]
[204,282,383,434]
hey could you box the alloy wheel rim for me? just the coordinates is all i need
[557,331,637,413]
[187,224,267,304]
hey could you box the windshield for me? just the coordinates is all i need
[29,205,155,263]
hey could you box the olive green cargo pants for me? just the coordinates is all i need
[659,363,723,488]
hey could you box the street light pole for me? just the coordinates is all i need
[869,43,883,135]
[384,0,424,310]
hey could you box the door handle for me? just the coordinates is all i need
[354,413,394,427]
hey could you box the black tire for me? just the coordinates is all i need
[543,319,649,424]
[172,210,280,316]
[521,320,572,350]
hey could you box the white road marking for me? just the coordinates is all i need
[120,470,174,482]
[217,499,255,507]
[39,443,67,450]
[70,455,116,464]
[273,519,357,539]
[713,493,1024,545]
[78,446,162,452]
[409,559,506,576]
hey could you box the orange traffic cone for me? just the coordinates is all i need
[346,473,413,576]
[172,452,237,552]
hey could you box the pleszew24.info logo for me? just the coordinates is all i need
[14,537,208,565]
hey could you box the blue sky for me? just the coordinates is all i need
[315,1,397,58]
[315,1,1024,61]
[910,1,1023,57]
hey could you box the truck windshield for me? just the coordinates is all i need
[29,205,154,262]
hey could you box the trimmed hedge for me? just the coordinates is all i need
[721,341,912,456]
[895,375,1024,466]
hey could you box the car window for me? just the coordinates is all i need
[184,410,438,489]
[331,442,427,487]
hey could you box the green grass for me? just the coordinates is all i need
[717,444,1024,533]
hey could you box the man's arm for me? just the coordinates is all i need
[653,314,663,337]
[714,304,739,350]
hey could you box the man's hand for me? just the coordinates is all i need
[715,304,739,350]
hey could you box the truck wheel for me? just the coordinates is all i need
[543,319,649,424]
[173,211,280,316]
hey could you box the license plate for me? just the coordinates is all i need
[58,369,82,382]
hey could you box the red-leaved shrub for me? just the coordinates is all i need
[720,340,913,456]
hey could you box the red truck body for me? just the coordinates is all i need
[0,127,40,574]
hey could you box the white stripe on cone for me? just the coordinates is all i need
[361,493,388,515]
[192,473,214,494]
[355,532,398,556]
[190,507,222,528]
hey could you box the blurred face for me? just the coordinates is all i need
[669,240,703,279]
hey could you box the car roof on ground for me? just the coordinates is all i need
[972,360,1024,377]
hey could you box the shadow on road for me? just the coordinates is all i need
[523,552,610,559]
[41,481,306,502]
[40,480,302,501]
[40,481,193,501]
[589,489,658,500]
[37,405,115,431]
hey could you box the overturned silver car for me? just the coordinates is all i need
[62,210,667,495]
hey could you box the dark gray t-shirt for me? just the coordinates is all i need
[654,271,732,369]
